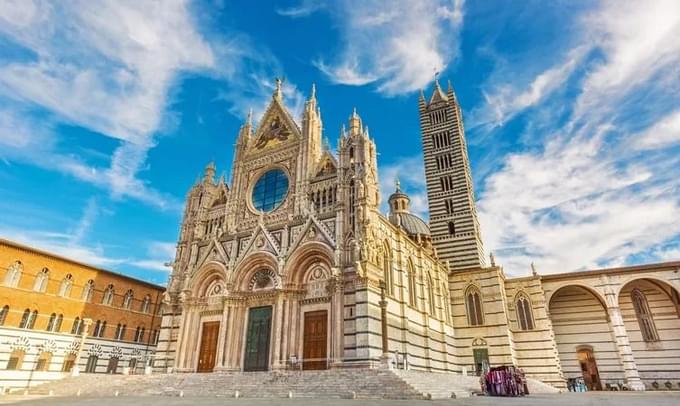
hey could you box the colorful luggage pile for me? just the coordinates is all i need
[480,366,529,397]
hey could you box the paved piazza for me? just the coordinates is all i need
[2,393,680,406]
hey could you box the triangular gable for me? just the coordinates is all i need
[287,214,336,255]
[250,96,301,153]
[196,237,230,269]
[235,223,281,264]
[314,150,338,178]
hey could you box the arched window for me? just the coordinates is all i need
[407,260,417,307]
[82,279,94,302]
[122,289,134,309]
[62,354,76,372]
[58,274,73,297]
[427,272,435,315]
[46,313,57,331]
[35,352,52,371]
[93,320,101,337]
[6,349,24,370]
[54,314,63,332]
[383,242,393,296]
[19,308,31,328]
[28,310,38,329]
[71,317,83,335]
[516,293,535,330]
[448,221,455,235]
[4,261,23,287]
[134,326,141,342]
[141,295,152,313]
[134,326,145,343]
[114,323,126,340]
[631,289,659,342]
[33,267,50,292]
[102,284,114,305]
[0,305,8,325]
[465,286,484,326]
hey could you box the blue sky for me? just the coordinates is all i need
[0,0,679,284]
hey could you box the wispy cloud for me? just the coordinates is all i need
[632,109,680,150]
[475,0,680,275]
[311,0,465,95]
[0,1,215,209]
[276,0,325,18]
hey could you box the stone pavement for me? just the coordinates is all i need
[1,392,680,406]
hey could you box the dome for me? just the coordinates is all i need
[392,212,430,236]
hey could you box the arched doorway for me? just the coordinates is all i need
[576,347,602,390]
[549,285,621,389]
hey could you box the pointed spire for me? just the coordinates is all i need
[247,108,253,126]
[204,161,216,184]
[429,76,448,105]
[274,77,283,100]
[349,108,361,135]
[310,83,316,100]
[447,79,458,104]
[395,178,401,192]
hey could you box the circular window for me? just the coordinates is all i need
[251,169,289,212]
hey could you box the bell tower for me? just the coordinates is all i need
[419,79,486,271]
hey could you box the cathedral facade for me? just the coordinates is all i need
[156,80,680,391]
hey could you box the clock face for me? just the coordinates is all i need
[251,168,289,212]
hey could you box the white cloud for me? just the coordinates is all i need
[632,109,680,150]
[312,0,465,95]
[469,49,583,130]
[475,0,680,275]
[276,0,325,18]
[0,1,214,208]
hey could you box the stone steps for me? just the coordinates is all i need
[29,369,428,399]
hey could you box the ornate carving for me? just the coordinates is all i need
[255,116,290,149]
[248,269,281,291]
[10,336,30,352]
[88,344,103,357]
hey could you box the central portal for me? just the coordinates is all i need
[244,306,272,371]
[303,310,328,370]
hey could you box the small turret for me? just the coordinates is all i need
[203,161,216,184]
[348,108,362,136]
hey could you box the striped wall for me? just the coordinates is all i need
[0,326,156,390]
[619,279,680,388]
[549,286,624,385]
[504,278,565,387]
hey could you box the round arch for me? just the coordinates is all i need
[545,282,608,312]
[615,275,680,305]
[231,252,279,292]
[284,241,334,286]
[190,261,228,298]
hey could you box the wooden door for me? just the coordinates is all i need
[197,321,220,372]
[473,348,489,376]
[244,306,272,371]
[303,310,328,370]
[577,348,602,390]
[106,357,119,374]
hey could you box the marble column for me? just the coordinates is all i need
[272,295,284,369]
[607,304,645,390]
[214,300,230,370]
[330,276,344,366]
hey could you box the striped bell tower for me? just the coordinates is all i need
[419,78,486,271]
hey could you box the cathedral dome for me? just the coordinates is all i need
[392,212,430,236]
[388,179,430,237]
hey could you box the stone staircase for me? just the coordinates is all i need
[393,370,561,399]
[28,369,427,399]
[28,369,558,399]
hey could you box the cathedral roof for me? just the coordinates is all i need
[392,212,431,236]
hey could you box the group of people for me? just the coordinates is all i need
[480,366,529,397]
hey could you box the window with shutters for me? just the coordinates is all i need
[631,289,659,341]
[515,293,535,330]
[465,286,484,326]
